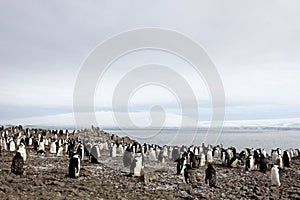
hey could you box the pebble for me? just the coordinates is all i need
[0,136,300,199]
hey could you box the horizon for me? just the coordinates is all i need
[1,113,300,131]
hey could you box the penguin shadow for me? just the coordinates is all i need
[8,171,27,179]
[65,167,90,179]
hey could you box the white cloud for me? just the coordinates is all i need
[0,0,300,121]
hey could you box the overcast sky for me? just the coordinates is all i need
[1,1,300,127]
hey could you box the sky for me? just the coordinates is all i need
[1,0,300,128]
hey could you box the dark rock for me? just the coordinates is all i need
[178,183,194,195]
[142,173,157,185]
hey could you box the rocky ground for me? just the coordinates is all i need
[0,146,300,200]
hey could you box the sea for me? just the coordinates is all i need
[106,128,300,154]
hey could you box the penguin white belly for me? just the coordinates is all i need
[249,156,255,170]
[200,153,206,167]
[277,157,283,168]
[57,146,64,157]
[96,145,101,159]
[168,147,173,159]
[16,138,21,146]
[44,139,49,146]
[65,144,69,153]
[149,150,157,161]
[111,146,117,157]
[133,154,143,176]
[50,142,57,154]
[207,151,213,163]
[75,157,80,177]
[9,141,16,152]
[272,152,277,165]
[214,150,219,159]
[18,148,27,162]
[28,138,33,146]
[271,166,281,186]
[38,142,45,152]
[180,159,187,174]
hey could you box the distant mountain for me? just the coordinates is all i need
[1,111,299,130]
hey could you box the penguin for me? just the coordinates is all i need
[271,149,278,165]
[245,155,255,171]
[20,137,25,146]
[189,152,199,168]
[56,146,64,157]
[65,141,70,154]
[277,155,283,168]
[259,154,267,173]
[42,137,48,146]
[0,138,4,152]
[58,139,63,149]
[90,145,100,163]
[261,149,267,158]
[205,163,216,187]
[171,147,180,161]
[148,147,157,161]
[188,145,194,153]
[213,147,220,159]
[67,140,76,158]
[84,142,92,157]
[110,143,117,158]
[206,150,213,163]
[175,152,187,175]
[9,139,16,152]
[162,146,168,159]
[28,137,33,146]
[16,137,21,146]
[184,164,194,184]
[37,140,45,155]
[288,149,294,160]
[294,149,299,157]
[157,149,165,163]
[239,150,247,162]
[180,145,187,154]
[117,144,124,155]
[103,141,109,151]
[194,146,199,156]
[253,150,260,169]
[283,151,290,167]
[231,147,237,158]
[68,154,80,178]
[98,142,103,151]
[124,145,134,165]
[155,146,161,159]
[220,150,226,165]
[225,149,233,165]
[17,143,27,162]
[2,138,7,151]
[11,152,24,175]
[50,140,57,154]
[143,143,148,154]
[76,143,84,160]
[130,151,143,176]
[168,146,173,160]
[33,139,38,151]
[271,165,281,186]
[200,153,206,167]
[277,148,282,157]
[229,157,243,168]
